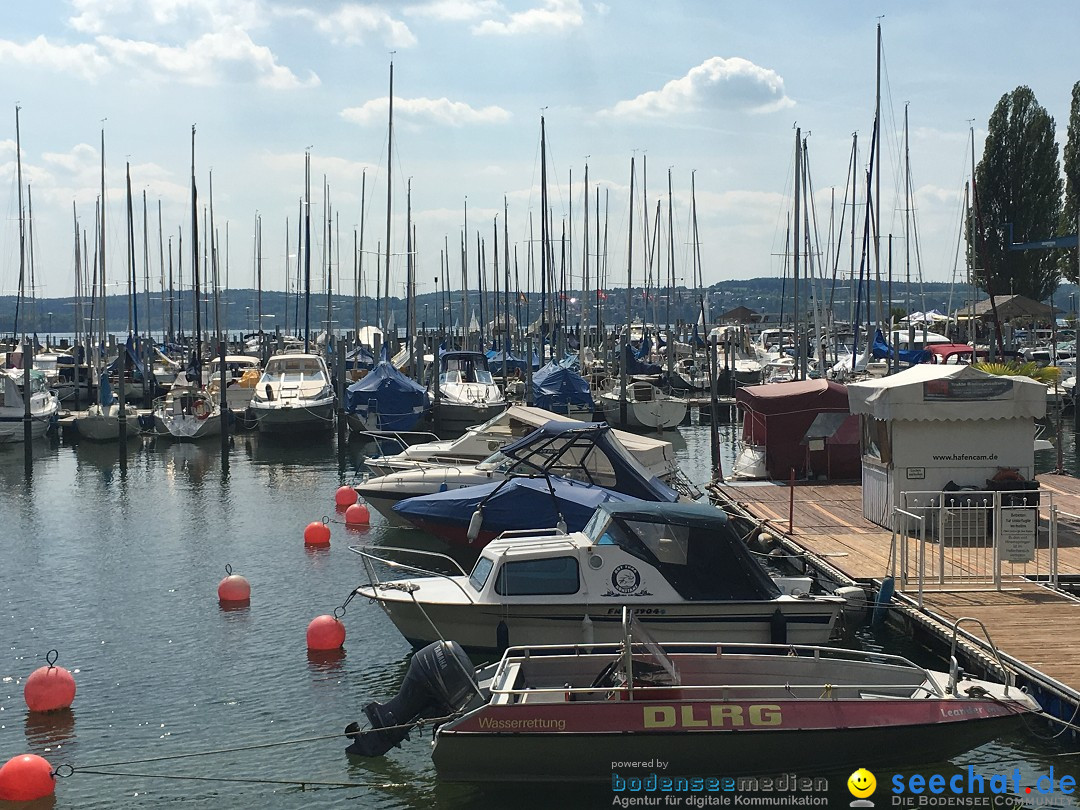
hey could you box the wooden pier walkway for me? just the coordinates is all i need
[708,474,1080,727]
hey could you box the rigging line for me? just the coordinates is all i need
[69,730,347,770]
[66,769,400,790]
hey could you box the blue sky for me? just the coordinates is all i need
[0,0,1076,306]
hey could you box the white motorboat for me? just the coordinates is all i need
[598,381,686,431]
[433,351,507,436]
[344,611,1040,781]
[363,405,563,477]
[248,353,336,434]
[0,368,59,443]
[355,420,688,525]
[352,501,844,652]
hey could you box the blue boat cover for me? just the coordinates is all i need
[485,349,532,375]
[346,345,376,370]
[393,476,639,536]
[870,329,930,365]
[345,361,430,431]
[623,343,662,376]
[530,361,595,414]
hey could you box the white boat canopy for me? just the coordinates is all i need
[847,364,1047,422]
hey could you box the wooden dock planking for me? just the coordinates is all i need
[710,476,1080,703]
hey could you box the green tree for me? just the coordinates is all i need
[1062,81,1080,283]
[971,86,1063,302]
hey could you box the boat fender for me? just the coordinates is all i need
[872,576,895,626]
[496,620,509,653]
[345,640,476,757]
[467,507,484,543]
[582,614,594,646]
[769,608,787,644]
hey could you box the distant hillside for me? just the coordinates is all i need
[1,277,1071,336]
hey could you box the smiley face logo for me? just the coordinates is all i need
[847,768,876,799]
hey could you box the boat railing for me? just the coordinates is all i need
[489,641,947,700]
[354,429,441,457]
[947,616,1012,697]
[349,545,475,604]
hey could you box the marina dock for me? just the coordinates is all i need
[708,473,1080,737]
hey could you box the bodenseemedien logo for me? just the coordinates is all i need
[848,767,877,807]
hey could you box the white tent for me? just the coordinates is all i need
[847,364,1045,527]
[848,363,1046,422]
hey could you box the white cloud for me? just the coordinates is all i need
[473,0,583,36]
[602,56,794,119]
[69,0,264,36]
[404,0,500,22]
[97,29,318,89]
[291,5,417,47]
[341,96,511,127]
[0,35,109,81]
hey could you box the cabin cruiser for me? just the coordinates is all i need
[363,405,567,477]
[434,351,507,435]
[248,352,335,433]
[345,610,1040,781]
[0,368,59,443]
[355,421,687,525]
[353,501,844,652]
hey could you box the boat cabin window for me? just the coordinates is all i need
[494,556,580,596]
[623,519,690,565]
[468,556,495,591]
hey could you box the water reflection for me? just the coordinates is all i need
[23,708,76,750]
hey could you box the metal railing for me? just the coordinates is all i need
[892,488,1058,603]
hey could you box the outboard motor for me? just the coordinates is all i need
[345,640,476,756]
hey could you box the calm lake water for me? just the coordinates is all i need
[1,416,1078,808]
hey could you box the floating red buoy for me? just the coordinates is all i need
[0,754,55,801]
[306,614,346,650]
[217,564,251,604]
[303,521,331,546]
[24,650,76,712]
[345,503,370,526]
[335,486,358,507]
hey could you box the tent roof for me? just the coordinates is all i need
[847,364,1046,421]
[951,295,1054,321]
[735,379,849,415]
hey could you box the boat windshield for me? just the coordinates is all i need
[468,556,494,591]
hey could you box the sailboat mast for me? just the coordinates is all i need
[192,125,202,377]
[303,150,311,352]
[383,60,394,341]
[14,106,25,337]
[792,128,802,381]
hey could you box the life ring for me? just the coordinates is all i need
[192,399,211,420]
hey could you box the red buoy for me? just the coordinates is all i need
[345,503,370,526]
[334,486,358,507]
[306,614,346,650]
[24,651,76,712]
[303,521,331,546]
[217,565,251,604]
[0,754,55,801]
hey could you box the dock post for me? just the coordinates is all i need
[219,340,230,455]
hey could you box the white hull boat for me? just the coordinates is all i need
[599,382,686,431]
[249,353,336,434]
[353,502,844,652]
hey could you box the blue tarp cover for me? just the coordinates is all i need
[344,361,430,431]
[393,476,638,537]
[530,361,595,413]
[870,329,931,365]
